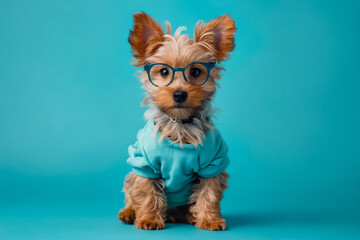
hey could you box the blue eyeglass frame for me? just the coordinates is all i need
[143,62,216,87]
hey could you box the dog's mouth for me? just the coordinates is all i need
[173,104,187,109]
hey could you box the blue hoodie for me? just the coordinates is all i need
[126,120,229,206]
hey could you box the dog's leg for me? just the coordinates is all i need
[118,173,136,224]
[126,173,166,230]
[189,171,229,230]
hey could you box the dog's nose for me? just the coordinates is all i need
[173,90,188,103]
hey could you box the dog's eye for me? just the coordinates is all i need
[160,68,170,77]
[190,68,201,78]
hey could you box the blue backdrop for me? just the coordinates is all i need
[1,0,359,239]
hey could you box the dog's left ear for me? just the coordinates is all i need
[194,15,236,61]
[128,12,164,66]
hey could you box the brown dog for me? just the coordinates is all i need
[118,12,236,231]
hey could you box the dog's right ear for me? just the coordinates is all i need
[194,15,236,61]
[128,12,164,66]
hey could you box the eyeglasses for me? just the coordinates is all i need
[144,62,216,87]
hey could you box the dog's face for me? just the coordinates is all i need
[129,12,236,120]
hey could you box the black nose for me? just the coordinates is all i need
[173,90,188,103]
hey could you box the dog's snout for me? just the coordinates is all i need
[173,90,188,103]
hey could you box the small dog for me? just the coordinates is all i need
[118,12,236,231]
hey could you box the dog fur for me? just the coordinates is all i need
[118,12,236,231]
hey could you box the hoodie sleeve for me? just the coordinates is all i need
[126,133,161,179]
[197,129,230,178]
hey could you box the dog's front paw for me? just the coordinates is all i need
[195,218,226,231]
[135,219,165,230]
[187,212,196,225]
[118,208,135,224]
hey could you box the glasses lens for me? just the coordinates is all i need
[149,64,173,87]
[184,63,208,85]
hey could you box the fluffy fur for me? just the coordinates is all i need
[118,12,236,230]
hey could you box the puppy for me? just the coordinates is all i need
[118,12,236,231]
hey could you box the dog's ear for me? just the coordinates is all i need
[194,15,236,61]
[128,12,164,66]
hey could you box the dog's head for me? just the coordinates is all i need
[128,12,236,121]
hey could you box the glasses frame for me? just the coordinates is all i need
[144,62,216,87]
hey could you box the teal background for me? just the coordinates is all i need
[1,0,359,239]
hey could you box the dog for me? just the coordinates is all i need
[118,12,236,231]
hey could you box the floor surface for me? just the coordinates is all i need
[1,204,359,240]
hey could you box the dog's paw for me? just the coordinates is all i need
[118,208,135,224]
[195,218,226,231]
[186,212,196,225]
[135,219,165,230]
